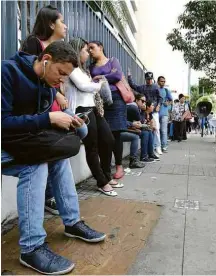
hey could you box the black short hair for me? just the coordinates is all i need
[158,76,165,82]
[38,41,78,66]
[146,100,153,108]
[135,93,145,101]
[179,93,185,100]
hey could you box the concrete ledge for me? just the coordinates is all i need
[1,143,131,223]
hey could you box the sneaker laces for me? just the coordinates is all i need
[76,220,95,233]
[35,243,64,264]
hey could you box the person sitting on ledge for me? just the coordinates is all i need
[1,41,106,275]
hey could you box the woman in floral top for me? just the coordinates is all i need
[172,94,188,142]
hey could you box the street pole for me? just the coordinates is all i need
[187,64,191,98]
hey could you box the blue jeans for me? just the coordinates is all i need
[45,108,88,200]
[120,132,139,158]
[2,152,80,254]
[140,130,154,159]
[160,115,168,149]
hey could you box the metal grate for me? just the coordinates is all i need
[1,0,146,84]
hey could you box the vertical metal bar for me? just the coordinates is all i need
[64,1,68,41]
[57,1,63,14]
[90,10,94,41]
[1,1,6,59]
[38,1,44,10]
[93,13,96,42]
[50,1,57,7]
[68,0,73,39]
[21,1,27,41]
[74,0,78,37]
[105,29,108,57]
[78,1,83,38]
[4,1,18,59]
[101,13,105,43]
[86,6,90,41]
[30,1,36,33]
[83,1,87,40]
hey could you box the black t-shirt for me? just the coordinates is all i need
[21,35,43,55]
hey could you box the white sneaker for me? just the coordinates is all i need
[154,151,160,157]
[155,147,163,155]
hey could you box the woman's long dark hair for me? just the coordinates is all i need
[32,5,60,40]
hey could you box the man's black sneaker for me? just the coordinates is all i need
[45,197,59,215]
[141,157,156,163]
[20,243,75,275]
[129,158,146,168]
[64,221,106,243]
[149,154,160,161]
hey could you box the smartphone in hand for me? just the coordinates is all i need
[76,108,93,119]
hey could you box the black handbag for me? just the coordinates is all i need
[2,129,81,165]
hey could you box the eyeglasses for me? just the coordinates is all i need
[140,99,146,103]
[160,81,165,83]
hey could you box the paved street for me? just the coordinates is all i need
[78,134,216,275]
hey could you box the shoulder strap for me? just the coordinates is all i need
[36,37,45,51]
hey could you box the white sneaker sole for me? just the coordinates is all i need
[19,258,75,275]
[64,232,106,243]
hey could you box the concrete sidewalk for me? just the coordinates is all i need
[2,134,215,275]
[78,133,216,275]
[126,134,216,275]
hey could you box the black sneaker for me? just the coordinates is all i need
[20,243,75,275]
[45,197,59,215]
[162,148,168,153]
[149,154,160,161]
[64,220,106,243]
[129,157,146,168]
[141,157,156,163]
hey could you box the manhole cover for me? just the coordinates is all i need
[174,199,200,210]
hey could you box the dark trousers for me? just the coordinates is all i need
[112,131,123,165]
[140,130,154,159]
[173,121,184,141]
[183,120,187,140]
[76,107,115,188]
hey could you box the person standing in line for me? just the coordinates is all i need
[21,5,87,214]
[172,94,188,142]
[89,41,127,180]
[157,76,173,153]
[127,70,163,155]
[65,38,124,197]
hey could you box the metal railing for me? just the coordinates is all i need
[1,0,146,83]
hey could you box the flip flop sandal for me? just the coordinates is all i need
[98,188,118,197]
[109,182,124,188]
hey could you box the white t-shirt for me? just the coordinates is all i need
[64,67,101,113]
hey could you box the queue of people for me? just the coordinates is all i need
[1,4,194,275]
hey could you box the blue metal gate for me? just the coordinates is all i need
[1,1,146,83]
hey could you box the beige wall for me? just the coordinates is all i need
[134,0,189,92]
